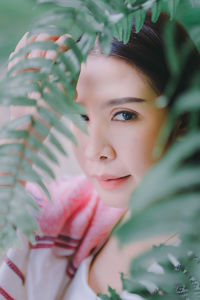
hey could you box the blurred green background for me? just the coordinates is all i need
[0,0,199,70]
[0,0,41,73]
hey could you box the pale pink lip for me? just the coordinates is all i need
[94,175,131,190]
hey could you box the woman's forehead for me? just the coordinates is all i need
[76,55,158,104]
[79,55,136,81]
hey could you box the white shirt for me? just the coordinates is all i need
[64,255,145,300]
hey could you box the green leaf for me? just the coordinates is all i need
[98,295,110,300]
[5,71,46,85]
[64,37,83,64]
[37,106,78,143]
[59,50,80,77]
[99,28,113,55]
[1,97,37,107]
[50,63,72,87]
[18,161,51,201]
[37,105,63,128]
[107,286,121,299]
[134,8,146,33]
[19,160,41,181]
[130,163,200,216]
[75,12,103,33]
[151,0,163,23]
[168,0,180,20]
[165,132,200,166]
[0,129,28,140]
[0,154,20,167]
[24,147,55,179]
[2,82,41,98]
[0,164,18,174]
[30,25,68,37]
[49,64,77,101]
[66,113,88,135]
[41,90,68,116]
[1,114,32,130]
[98,286,121,300]
[38,0,83,9]
[0,143,24,154]
[7,57,54,78]
[0,199,9,213]
[32,119,50,139]
[0,187,12,201]
[0,176,15,186]
[0,224,17,252]
[27,133,58,164]
[8,208,38,237]
[32,8,76,26]
[163,21,180,75]
[8,185,39,236]
[77,33,96,58]
[14,183,40,212]
[112,13,133,44]
[116,192,200,245]
[10,41,59,62]
[86,0,110,23]
[42,81,85,115]
[173,90,200,116]
[48,132,67,155]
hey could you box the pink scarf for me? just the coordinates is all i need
[0,174,125,300]
[28,174,125,277]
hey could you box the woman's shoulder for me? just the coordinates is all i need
[64,253,145,300]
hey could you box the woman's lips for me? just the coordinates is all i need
[95,175,131,190]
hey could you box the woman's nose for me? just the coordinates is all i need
[84,126,116,162]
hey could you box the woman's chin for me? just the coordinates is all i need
[96,187,134,209]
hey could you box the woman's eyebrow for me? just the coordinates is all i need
[101,97,146,108]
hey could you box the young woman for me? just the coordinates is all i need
[0,11,199,300]
[66,12,199,299]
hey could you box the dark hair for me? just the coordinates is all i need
[110,12,199,101]
[90,11,200,145]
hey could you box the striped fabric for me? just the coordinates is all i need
[4,256,25,285]
[0,174,125,300]
[0,287,15,300]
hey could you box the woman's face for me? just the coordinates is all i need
[71,55,167,209]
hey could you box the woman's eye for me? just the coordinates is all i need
[112,111,138,121]
[80,114,89,121]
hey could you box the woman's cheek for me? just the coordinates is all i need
[120,127,157,177]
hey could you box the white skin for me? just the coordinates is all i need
[71,55,167,209]
[70,55,177,294]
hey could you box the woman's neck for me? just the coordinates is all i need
[88,232,179,295]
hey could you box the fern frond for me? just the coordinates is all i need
[0,1,200,299]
